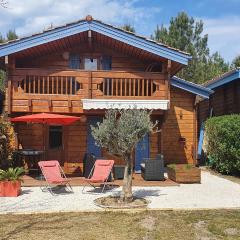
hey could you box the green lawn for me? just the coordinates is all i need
[1,210,240,240]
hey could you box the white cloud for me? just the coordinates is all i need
[0,0,160,37]
[203,16,240,62]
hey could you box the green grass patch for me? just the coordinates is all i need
[0,210,239,240]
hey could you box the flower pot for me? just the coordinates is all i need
[0,180,21,197]
[167,164,201,183]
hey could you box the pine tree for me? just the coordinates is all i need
[6,30,18,41]
[151,12,229,83]
[231,55,240,69]
[121,24,135,33]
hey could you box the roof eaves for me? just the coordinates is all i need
[171,76,213,99]
[0,20,89,57]
[204,68,240,89]
[0,18,191,65]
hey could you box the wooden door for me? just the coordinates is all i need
[45,125,65,165]
[135,134,150,173]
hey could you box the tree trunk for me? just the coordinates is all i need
[120,153,133,202]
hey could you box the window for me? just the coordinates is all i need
[69,54,80,69]
[84,58,98,70]
[49,126,63,149]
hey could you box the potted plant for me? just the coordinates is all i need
[0,167,25,197]
[167,164,201,183]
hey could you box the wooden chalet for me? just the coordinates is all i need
[0,16,212,174]
[198,68,240,124]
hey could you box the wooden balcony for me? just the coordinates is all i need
[8,68,169,113]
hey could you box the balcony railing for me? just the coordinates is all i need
[10,68,169,113]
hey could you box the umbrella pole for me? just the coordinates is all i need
[43,123,46,160]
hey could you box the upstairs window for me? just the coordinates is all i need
[69,53,80,69]
[101,55,112,70]
[84,58,98,70]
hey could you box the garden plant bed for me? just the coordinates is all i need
[167,164,201,183]
[94,196,149,209]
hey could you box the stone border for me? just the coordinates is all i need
[94,196,150,209]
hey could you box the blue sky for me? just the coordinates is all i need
[0,0,240,62]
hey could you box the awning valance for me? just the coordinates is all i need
[82,99,170,110]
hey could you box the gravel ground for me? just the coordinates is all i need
[0,171,240,213]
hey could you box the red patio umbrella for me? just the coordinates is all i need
[11,113,81,160]
[11,113,80,125]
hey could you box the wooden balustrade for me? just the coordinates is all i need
[18,75,83,95]
[98,78,157,97]
[9,68,169,113]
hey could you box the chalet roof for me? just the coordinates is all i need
[0,16,191,65]
[171,76,213,99]
[203,68,240,89]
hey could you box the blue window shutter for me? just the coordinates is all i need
[69,53,80,69]
[101,55,112,70]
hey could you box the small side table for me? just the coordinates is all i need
[17,150,44,174]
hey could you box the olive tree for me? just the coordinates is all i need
[91,108,158,202]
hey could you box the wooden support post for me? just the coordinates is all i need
[68,100,72,108]
[88,30,92,49]
[48,99,52,108]
[6,56,15,115]
[166,60,171,100]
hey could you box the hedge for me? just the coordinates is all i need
[205,114,240,175]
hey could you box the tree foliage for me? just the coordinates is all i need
[151,12,229,83]
[231,55,240,69]
[91,108,158,201]
[0,30,18,93]
[6,29,18,41]
[205,115,240,175]
[121,24,135,33]
[0,116,16,169]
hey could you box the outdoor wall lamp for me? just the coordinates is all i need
[179,136,186,146]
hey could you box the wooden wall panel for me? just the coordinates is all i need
[162,86,196,165]
[198,80,240,128]
[16,43,152,72]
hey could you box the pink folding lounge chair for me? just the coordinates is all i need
[38,160,73,195]
[82,159,114,193]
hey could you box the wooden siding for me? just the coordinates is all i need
[16,43,157,71]
[162,86,196,164]
[15,85,196,174]
[198,80,240,125]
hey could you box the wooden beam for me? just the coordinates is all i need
[4,56,8,65]
[88,30,92,49]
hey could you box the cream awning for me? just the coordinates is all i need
[82,99,170,110]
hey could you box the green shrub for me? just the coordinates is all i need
[205,115,240,175]
[0,167,25,181]
[0,116,16,169]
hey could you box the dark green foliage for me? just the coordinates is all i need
[0,167,25,181]
[0,116,15,169]
[231,55,240,68]
[205,115,240,175]
[151,12,229,84]
[121,24,135,33]
[0,70,6,93]
[6,29,18,41]
[0,30,18,93]
[0,33,4,43]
